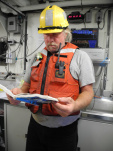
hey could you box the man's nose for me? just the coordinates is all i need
[48,34,55,41]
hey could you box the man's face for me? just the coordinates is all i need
[44,31,67,53]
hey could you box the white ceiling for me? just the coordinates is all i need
[0,0,113,14]
[0,0,77,7]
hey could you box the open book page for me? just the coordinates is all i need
[0,84,58,105]
[0,84,15,98]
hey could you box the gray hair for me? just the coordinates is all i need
[64,28,72,43]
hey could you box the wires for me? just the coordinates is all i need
[0,42,21,59]
[26,41,44,57]
[16,41,44,60]
[0,31,26,60]
[97,6,113,30]
[81,0,83,10]
[90,66,105,110]
[0,32,24,59]
[97,9,107,30]
[15,45,22,61]
[0,34,44,61]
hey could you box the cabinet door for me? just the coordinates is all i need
[78,119,113,151]
[4,104,31,151]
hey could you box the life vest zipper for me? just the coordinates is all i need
[40,52,52,95]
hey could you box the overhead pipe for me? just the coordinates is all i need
[18,0,113,12]
[0,0,25,17]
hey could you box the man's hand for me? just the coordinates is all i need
[52,84,94,117]
[6,81,30,105]
[52,97,76,117]
[6,88,23,105]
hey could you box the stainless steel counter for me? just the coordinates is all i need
[81,97,113,123]
[81,110,113,123]
[87,97,113,111]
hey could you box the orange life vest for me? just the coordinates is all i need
[26,43,80,116]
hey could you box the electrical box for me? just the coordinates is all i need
[96,11,103,23]
[85,11,92,23]
[80,48,106,61]
[6,50,16,64]
[7,17,20,33]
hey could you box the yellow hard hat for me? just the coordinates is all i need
[38,5,69,34]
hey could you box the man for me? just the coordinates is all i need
[7,5,95,151]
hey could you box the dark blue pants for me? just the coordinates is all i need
[26,115,78,151]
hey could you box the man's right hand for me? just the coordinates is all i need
[6,88,23,105]
[6,81,30,105]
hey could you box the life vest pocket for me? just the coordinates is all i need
[48,90,78,100]
[30,70,40,91]
[30,67,40,82]
[30,60,44,82]
[49,75,79,95]
[50,65,68,84]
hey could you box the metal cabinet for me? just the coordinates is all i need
[78,116,113,151]
[4,103,31,151]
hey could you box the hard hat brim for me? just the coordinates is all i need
[38,28,64,34]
